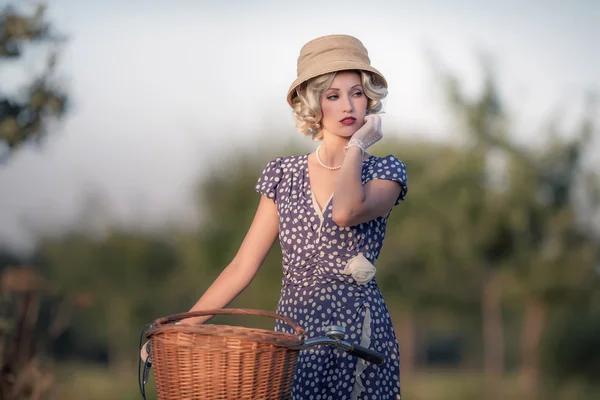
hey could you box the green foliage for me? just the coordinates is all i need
[0,3,68,163]
[38,231,182,366]
[374,140,484,314]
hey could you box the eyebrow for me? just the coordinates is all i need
[327,84,363,91]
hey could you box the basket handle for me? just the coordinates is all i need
[152,308,306,338]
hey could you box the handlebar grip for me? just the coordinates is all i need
[349,344,385,365]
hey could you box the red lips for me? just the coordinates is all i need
[340,117,356,126]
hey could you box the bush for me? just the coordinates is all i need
[541,309,600,385]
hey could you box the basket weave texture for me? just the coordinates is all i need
[146,308,306,400]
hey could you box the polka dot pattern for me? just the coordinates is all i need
[255,154,407,399]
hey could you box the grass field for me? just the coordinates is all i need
[51,363,598,400]
[53,363,514,400]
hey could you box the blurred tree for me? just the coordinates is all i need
[375,139,484,379]
[0,3,72,397]
[503,104,599,399]
[437,60,514,400]
[0,264,70,400]
[438,56,600,399]
[0,2,68,164]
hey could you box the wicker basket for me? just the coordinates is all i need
[145,308,306,400]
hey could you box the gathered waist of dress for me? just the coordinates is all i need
[282,275,347,289]
[281,253,378,289]
[281,274,377,291]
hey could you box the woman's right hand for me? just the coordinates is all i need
[351,114,383,150]
[139,318,203,362]
[140,340,150,362]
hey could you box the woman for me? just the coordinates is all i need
[145,34,407,400]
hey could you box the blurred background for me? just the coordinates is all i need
[1,0,599,399]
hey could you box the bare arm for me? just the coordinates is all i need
[182,195,279,324]
[139,195,278,361]
[331,146,402,227]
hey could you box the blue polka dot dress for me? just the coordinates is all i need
[255,153,408,400]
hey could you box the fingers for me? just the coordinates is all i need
[364,115,382,135]
[364,114,381,125]
[359,115,378,132]
[140,341,149,361]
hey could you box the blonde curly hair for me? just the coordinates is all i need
[290,70,387,141]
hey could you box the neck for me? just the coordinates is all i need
[318,132,350,167]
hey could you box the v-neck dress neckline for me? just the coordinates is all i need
[305,153,375,219]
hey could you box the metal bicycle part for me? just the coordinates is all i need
[323,325,346,340]
[292,325,385,366]
[138,322,157,400]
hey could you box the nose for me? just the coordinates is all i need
[343,95,354,113]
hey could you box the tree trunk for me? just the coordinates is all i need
[482,269,504,400]
[519,297,547,399]
[397,310,417,382]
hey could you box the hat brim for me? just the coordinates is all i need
[286,61,387,107]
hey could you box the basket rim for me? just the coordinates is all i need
[147,322,304,348]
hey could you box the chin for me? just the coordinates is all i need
[336,128,358,138]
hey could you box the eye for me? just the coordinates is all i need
[327,94,339,100]
[353,91,363,97]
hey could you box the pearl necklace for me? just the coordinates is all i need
[315,145,342,170]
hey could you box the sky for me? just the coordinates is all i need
[1,0,599,255]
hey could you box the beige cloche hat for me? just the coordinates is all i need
[286,34,388,107]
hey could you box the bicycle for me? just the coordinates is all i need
[138,308,385,399]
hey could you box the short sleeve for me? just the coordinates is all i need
[371,154,408,205]
[255,157,283,202]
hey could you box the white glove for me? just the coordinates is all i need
[346,114,383,154]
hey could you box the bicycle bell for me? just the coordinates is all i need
[323,325,346,340]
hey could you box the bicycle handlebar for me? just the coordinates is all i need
[294,336,385,365]
[347,343,386,365]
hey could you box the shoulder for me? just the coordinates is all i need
[256,154,306,185]
[364,154,408,204]
[261,154,307,172]
[256,154,307,200]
